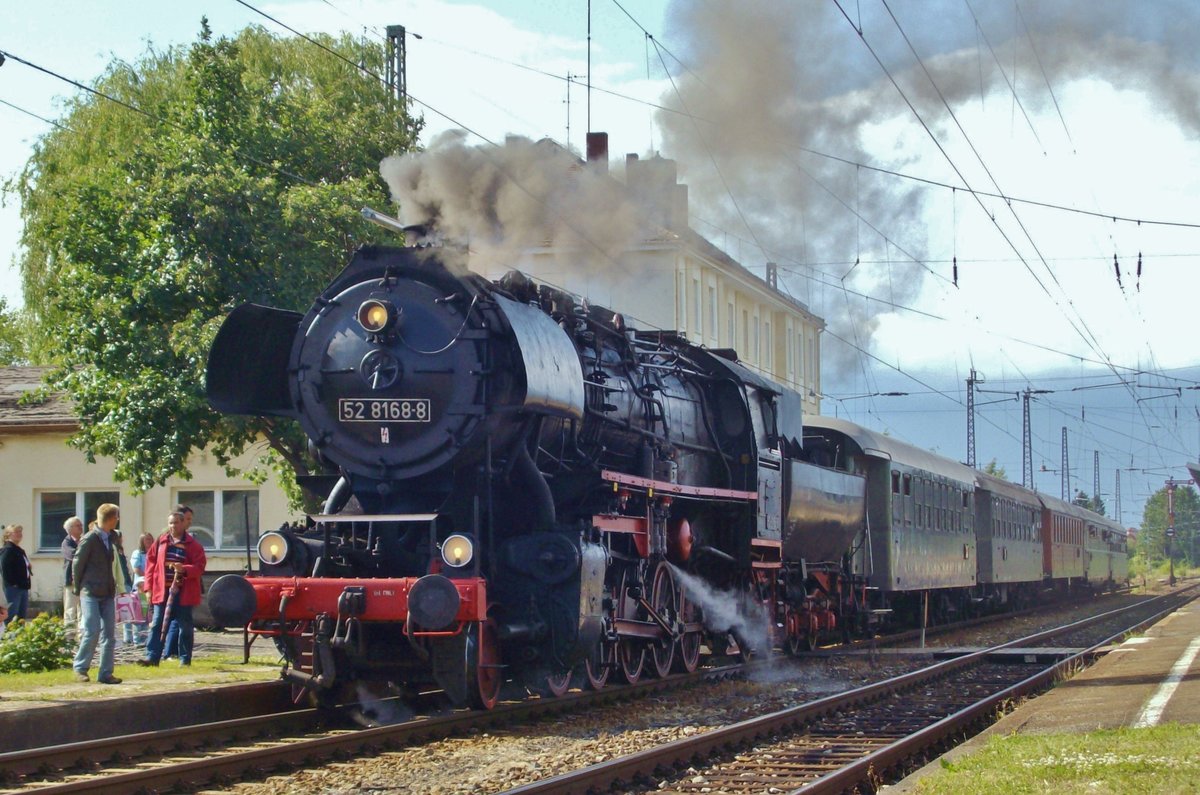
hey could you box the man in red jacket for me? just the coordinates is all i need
[136,509,207,666]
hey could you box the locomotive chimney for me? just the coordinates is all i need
[586,132,609,174]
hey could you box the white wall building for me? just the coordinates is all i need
[0,367,293,613]
[470,139,824,415]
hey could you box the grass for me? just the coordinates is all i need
[1128,559,1198,585]
[913,725,1200,794]
[0,653,282,696]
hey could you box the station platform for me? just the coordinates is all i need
[889,593,1200,791]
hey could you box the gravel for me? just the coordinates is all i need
[212,656,922,795]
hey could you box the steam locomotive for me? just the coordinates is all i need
[205,243,1126,709]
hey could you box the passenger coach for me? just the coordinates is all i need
[802,416,977,624]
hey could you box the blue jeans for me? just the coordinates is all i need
[73,594,116,678]
[145,603,195,664]
[3,586,28,625]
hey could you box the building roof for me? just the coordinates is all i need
[0,366,76,430]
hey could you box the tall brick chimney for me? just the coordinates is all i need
[586,132,609,174]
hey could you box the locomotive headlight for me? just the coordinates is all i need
[257,531,290,566]
[440,534,475,568]
[357,299,397,333]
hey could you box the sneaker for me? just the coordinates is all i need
[135,659,159,667]
[98,675,122,685]
[73,671,90,682]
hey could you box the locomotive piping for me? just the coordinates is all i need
[322,476,352,515]
[512,443,556,533]
[584,407,723,456]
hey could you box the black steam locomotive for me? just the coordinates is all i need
[205,242,1125,709]
[205,243,864,708]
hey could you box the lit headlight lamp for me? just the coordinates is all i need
[440,534,475,568]
[256,531,291,567]
[357,299,397,333]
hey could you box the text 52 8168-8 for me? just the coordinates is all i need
[338,398,431,422]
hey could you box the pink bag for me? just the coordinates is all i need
[115,592,144,623]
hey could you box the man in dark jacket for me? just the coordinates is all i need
[1,524,32,626]
[71,504,122,684]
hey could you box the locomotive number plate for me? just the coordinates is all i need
[338,398,431,422]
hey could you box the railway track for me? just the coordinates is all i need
[2,588,1183,794]
[501,585,1198,794]
[0,662,746,794]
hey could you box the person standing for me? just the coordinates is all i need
[111,530,136,644]
[138,510,206,667]
[61,516,84,630]
[162,504,196,660]
[0,524,32,627]
[130,532,154,645]
[71,504,122,684]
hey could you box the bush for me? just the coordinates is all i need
[0,613,73,673]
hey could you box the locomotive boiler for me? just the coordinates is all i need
[205,242,853,708]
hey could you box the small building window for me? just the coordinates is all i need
[708,284,718,338]
[37,490,121,551]
[174,489,260,550]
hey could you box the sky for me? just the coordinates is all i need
[2,0,1199,527]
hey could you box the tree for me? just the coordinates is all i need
[982,459,1007,480]
[14,22,421,500]
[0,298,29,366]
[1072,489,1107,517]
[1138,483,1200,567]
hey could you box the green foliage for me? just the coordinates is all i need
[1137,483,1199,568]
[982,459,1007,480]
[1072,489,1107,517]
[0,614,74,673]
[0,297,32,365]
[13,23,421,499]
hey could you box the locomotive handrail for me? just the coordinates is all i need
[308,513,439,523]
[601,469,757,500]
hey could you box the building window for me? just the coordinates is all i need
[797,330,806,386]
[693,277,702,338]
[708,284,717,338]
[37,490,120,551]
[175,489,260,550]
[806,334,816,386]
[677,270,686,330]
[727,302,736,348]
[787,330,795,382]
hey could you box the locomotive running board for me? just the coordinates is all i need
[600,470,757,502]
[308,513,439,523]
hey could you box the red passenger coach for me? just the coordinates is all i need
[1039,494,1088,584]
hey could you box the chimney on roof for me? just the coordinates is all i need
[586,132,609,174]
